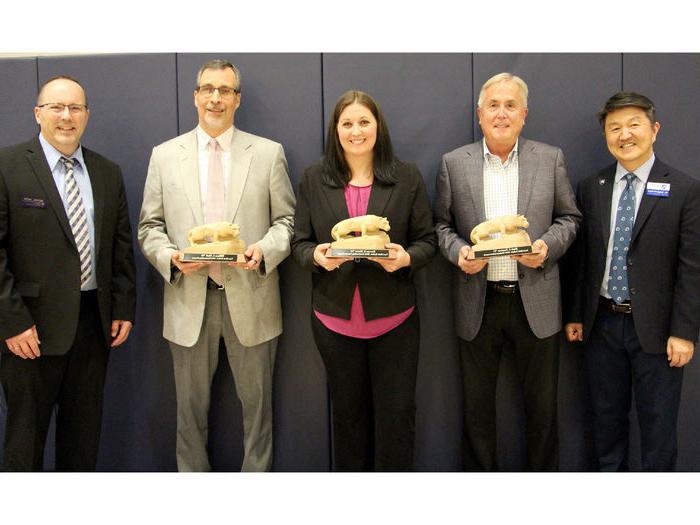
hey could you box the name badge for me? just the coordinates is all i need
[646,182,670,197]
[21,197,47,208]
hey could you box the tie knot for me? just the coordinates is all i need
[624,172,636,183]
[61,156,74,170]
[207,138,220,152]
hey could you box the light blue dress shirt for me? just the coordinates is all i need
[39,133,97,291]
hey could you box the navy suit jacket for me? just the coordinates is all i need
[565,158,700,353]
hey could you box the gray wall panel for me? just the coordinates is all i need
[623,53,700,178]
[624,52,700,471]
[37,53,179,470]
[473,53,620,187]
[322,53,473,470]
[176,53,328,471]
[0,58,38,148]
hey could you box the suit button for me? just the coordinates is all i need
[226,275,232,281]
[518,273,524,279]
[630,287,636,295]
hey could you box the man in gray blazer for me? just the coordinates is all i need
[434,72,581,471]
[138,59,295,471]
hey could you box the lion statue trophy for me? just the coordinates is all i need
[182,221,246,262]
[328,214,394,258]
[469,214,533,258]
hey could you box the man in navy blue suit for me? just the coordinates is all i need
[565,92,700,471]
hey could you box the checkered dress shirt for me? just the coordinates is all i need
[482,140,519,281]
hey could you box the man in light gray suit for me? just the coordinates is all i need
[434,72,580,471]
[138,59,295,471]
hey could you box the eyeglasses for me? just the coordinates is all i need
[38,103,88,114]
[196,85,240,98]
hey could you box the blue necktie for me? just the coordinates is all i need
[607,173,636,303]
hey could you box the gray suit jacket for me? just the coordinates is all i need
[434,138,581,341]
[138,128,295,347]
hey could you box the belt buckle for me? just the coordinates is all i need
[610,301,631,314]
[491,281,517,294]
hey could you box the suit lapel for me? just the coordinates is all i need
[322,182,349,223]
[631,159,668,244]
[596,165,616,251]
[179,132,204,225]
[366,180,394,217]
[25,139,75,246]
[227,129,253,221]
[464,144,486,223]
[82,148,105,251]
[517,139,537,216]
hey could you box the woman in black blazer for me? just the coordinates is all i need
[292,90,436,471]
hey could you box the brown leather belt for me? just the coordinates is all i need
[487,281,519,294]
[600,296,632,314]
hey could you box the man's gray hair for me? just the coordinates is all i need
[477,72,528,109]
[196,59,241,91]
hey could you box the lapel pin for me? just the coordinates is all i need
[599,178,606,185]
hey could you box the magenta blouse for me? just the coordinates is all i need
[313,183,414,339]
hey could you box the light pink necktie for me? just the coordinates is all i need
[206,138,225,285]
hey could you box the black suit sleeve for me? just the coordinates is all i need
[291,166,324,273]
[404,163,437,271]
[561,180,587,324]
[669,177,700,342]
[109,169,136,323]
[0,167,35,340]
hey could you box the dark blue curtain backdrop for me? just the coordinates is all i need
[0,53,698,471]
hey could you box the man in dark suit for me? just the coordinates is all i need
[0,76,136,471]
[435,72,581,471]
[565,92,700,471]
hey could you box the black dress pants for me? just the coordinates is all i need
[585,302,683,471]
[311,309,419,472]
[0,291,109,471]
[458,287,560,471]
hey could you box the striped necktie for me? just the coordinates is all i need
[61,157,92,287]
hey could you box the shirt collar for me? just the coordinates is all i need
[483,138,519,164]
[196,125,234,153]
[614,153,655,186]
[38,132,85,171]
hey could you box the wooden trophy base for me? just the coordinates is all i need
[182,240,246,263]
[328,232,395,259]
[472,232,536,259]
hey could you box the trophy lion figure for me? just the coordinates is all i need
[187,222,241,245]
[470,214,529,245]
[331,215,391,241]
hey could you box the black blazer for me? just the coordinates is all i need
[564,159,700,353]
[0,137,136,355]
[292,160,436,320]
